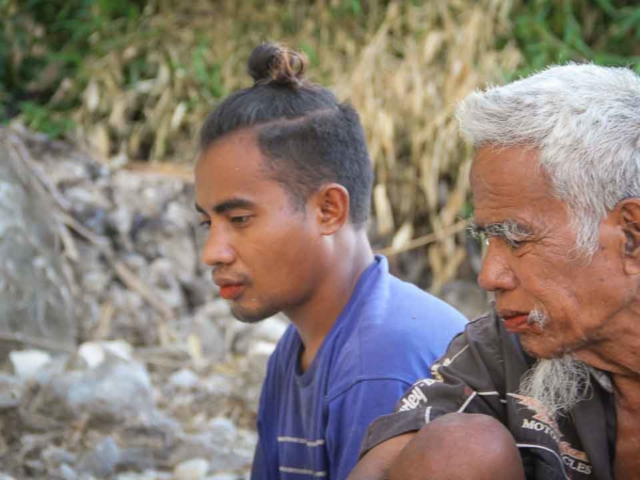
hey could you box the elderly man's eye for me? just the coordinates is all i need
[505,237,526,249]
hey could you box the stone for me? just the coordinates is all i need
[59,463,78,480]
[190,312,225,361]
[77,437,121,477]
[246,341,276,375]
[0,374,22,410]
[203,374,234,397]
[231,316,287,355]
[174,458,209,480]
[9,350,52,380]
[77,340,133,369]
[42,445,77,467]
[147,258,186,310]
[169,369,199,389]
[116,472,165,480]
[231,429,258,463]
[0,135,77,357]
[208,417,237,446]
[24,356,154,425]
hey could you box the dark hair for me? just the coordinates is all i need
[199,42,374,227]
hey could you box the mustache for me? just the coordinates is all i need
[527,307,548,327]
[211,269,250,285]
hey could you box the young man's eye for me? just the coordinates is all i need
[230,215,251,226]
[199,220,211,230]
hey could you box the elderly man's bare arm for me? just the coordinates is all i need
[349,414,525,480]
[347,432,415,480]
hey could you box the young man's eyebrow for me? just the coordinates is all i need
[195,198,256,215]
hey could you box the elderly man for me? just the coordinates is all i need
[348,63,640,480]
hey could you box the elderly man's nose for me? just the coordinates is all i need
[477,244,517,293]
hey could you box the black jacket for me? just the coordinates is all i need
[360,310,616,480]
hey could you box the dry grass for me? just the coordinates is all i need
[54,0,522,290]
[338,0,521,291]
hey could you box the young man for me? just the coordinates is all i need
[194,42,466,479]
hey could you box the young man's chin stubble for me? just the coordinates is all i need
[230,301,278,325]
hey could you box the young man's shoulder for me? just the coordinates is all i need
[386,273,468,324]
[354,273,468,357]
[326,272,468,397]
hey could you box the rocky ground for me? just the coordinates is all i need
[0,126,293,479]
[0,126,486,479]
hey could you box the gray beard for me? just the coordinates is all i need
[519,355,592,418]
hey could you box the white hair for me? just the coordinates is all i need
[519,356,591,418]
[457,63,640,256]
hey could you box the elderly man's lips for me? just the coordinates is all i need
[502,314,530,332]
[219,284,245,300]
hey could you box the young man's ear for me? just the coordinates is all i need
[618,199,640,275]
[313,184,350,235]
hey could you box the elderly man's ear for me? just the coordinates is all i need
[618,200,640,275]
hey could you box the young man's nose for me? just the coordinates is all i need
[201,227,235,266]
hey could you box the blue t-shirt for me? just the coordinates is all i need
[251,255,467,479]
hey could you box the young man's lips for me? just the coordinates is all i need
[219,284,245,300]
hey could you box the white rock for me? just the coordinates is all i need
[77,343,105,368]
[78,341,133,368]
[233,429,259,460]
[208,417,237,445]
[115,472,155,480]
[59,463,78,480]
[198,299,231,319]
[203,374,234,396]
[247,341,276,369]
[116,470,172,480]
[169,369,199,389]
[103,340,134,361]
[191,313,225,360]
[147,258,186,309]
[174,458,209,480]
[232,315,288,354]
[29,356,154,424]
[252,316,288,344]
[9,349,52,380]
[67,359,153,419]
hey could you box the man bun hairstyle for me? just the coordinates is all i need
[248,42,307,88]
[199,42,373,228]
